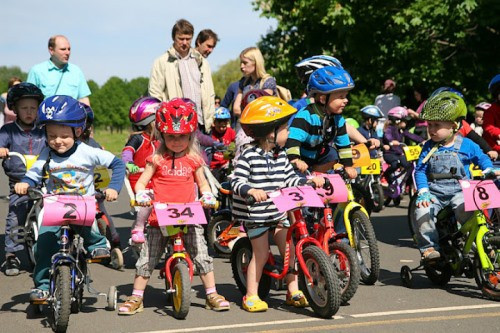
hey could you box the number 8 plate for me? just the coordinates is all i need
[460,180,500,211]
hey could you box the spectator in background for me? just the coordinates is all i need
[375,79,401,117]
[27,35,91,105]
[0,77,22,126]
[472,102,491,136]
[195,29,219,58]
[214,95,221,108]
[221,81,240,109]
[408,86,429,140]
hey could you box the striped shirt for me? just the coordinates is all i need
[231,144,306,224]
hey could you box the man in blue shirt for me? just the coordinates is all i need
[27,35,91,105]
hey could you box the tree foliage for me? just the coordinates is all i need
[0,66,27,93]
[212,59,242,100]
[254,0,500,114]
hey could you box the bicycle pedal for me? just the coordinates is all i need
[31,300,48,305]
[87,258,103,263]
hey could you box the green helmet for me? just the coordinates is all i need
[421,92,467,122]
[345,117,359,128]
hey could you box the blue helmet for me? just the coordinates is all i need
[429,87,464,99]
[80,102,94,126]
[295,55,343,84]
[360,105,384,119]
[307,66,355,95]
[489,74,500,96]
[214,106,231,120]
[38,95,86,131]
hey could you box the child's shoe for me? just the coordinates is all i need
[242,295,268,312]
[285,290,309,308]
[30,288,49,302]
[91,248,110,259]
[118,295,144,315]
[205,293,230,311]
[131,229,145,244]
[422,247,440,261]
[4,255,21,276]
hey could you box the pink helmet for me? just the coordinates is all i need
[387,106,408,120]
[129,97,161,126]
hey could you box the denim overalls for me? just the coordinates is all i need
[415,135,473,252]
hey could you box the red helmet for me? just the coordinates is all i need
[156,98,198,134]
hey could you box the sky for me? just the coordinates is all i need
[1,1,277,85]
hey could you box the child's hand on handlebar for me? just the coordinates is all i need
[344,166,358,179]
[201,191,217,208]
[104,188,118,201]
[0,148,9,158]
[487,151,498,161]
[126,162,140,174]
[292,159,309,173]
[367,138,380,149]
[135,190,152,206]
[416,189,436,208]
[307,176,325,188]
[14,182,29,195]
[248,188,267,203]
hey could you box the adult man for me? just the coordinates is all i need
[149,19,215,133]
[27,35,91,105]
[195,29,219,58]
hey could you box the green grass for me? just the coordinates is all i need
[93,128,130,157]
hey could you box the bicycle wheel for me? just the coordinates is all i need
[407,195,418,244]
[370,182,385,213]
[25,216,39,269]
[51,265,72,333]
[352,183,373,216]
[473,236,500,300]
[172,262,191,319]
[350,210,380,285]
[110,248,124,270]
[207,214,233,258]
[424,262,452,286]
[329,242,360,304]
[230,237,272,300]
[299,246,341,318]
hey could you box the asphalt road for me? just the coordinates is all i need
[1,173,499,333]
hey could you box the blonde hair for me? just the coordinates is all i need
[126,122,155,142]
[240,47,268,80]
[153,129,204,164]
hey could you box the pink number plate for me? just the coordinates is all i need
[154,202,207,226]
[459,180,500,211]
[270,186,324,213]
[42,195,96,227]
[308,174,348,203]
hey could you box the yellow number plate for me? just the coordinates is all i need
[361,159,381,175]
[403,145,422,161]
[94,166,110,190]
[352,144,371,168]
[469,164,483,178]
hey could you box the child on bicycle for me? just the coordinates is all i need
[209,106,235,181]
[14,95,126,301]
[232,96,325,312]
[285,65,357,177]
[414,92,494,260]
[0,83,46,276]
[121,96,160,243]
[382,106,424,185]
[118,98,230,316]
[358,105,384,158]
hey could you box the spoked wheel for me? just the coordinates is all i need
[352,183,373,216]
[230,238,272,300]
[474,236,500,300]
[328,242,360,305]
[370,182,385,213]
[207,215,234,258]
[172,262,191,319]
[50,265,72,333]
[400,265,413,288]
[424,261,452,286]
[350,210,380,285]
[299,246,341,318]
[110,248,124,270]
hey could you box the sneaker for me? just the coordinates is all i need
[242,295,268,312]
[91,248,110,259]
[285,290,309,308]
[131,230,145,244]
[4,256,21,276]
[30,288,49,302]
[422,247,440,261]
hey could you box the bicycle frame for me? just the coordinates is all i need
[459,210,494,271]
[162,232,195,291]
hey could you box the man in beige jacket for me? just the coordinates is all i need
[148,19,215,133]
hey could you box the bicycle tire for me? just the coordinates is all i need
[329,242,360,304]
[352,183,373,216]
[51,265,72,333]
[207,214,233,258]
[371,182,385,213]
[473,236,500,300]
[298,246,341,318]
[424,262,452,286]
[350,210,380,285]
[24,203,41,269]
[172,262,191,319]
[230,238,272,300]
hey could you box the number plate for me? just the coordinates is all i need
[154,202,207,226]
[270,186,324,213]
[42,195,96,226]
[94,166,111,190]
[460,180,500,211]
[403,145,422,161]
[308,174,349,203]
[352,144,371,168]
[25,154,39,171]
[361,159,381,175]
[469,164,483,179]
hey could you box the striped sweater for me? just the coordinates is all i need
[231,144,306,224]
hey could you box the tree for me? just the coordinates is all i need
[212,59,242,100]
[0,66,27,93]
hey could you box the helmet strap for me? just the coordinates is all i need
[171,151,176,169]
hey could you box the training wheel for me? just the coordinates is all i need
[106,285,117,310]
[400,265,413,288]
[110,248,124,270]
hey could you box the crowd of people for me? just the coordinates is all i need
[1,16,500,320]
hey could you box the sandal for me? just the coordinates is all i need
[285,290,309,308]
[118,295,144,315]
[205,293,230,311]
[242,295,268,312]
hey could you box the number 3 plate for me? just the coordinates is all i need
[42,195,96,226]
[270,186,324,213]
[154,202,207,226]
[460,180,500,211]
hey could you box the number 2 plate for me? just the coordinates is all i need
[42,195,96,226]
[460,180,500,211]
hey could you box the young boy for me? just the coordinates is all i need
[14,95,126,301]
[285,65,357,177]
[210,106,235,181]
[358,105,384,158]
[471,102,490,136]
[232,96,324,312]
[414,92,493,260]
[0,83,46,276]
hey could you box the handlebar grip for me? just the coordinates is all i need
[245,195,256,206]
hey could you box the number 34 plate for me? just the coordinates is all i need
[154,202,207,226]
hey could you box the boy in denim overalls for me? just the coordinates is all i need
[414,91,494,260]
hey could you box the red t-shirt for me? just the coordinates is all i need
[210,127,236,169]
[147,153,203,226]
[122,132,158,190]
[483,102,500,153]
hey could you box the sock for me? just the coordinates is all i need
[132,289,144,298]
[205,287,216,296]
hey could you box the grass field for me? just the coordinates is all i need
[93,128,130,157]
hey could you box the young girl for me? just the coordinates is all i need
[118,98,230,316]
[121,97,160,243]
[231,96,324,312]
[209,106,235,181]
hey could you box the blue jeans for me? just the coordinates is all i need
[4,191,31,254]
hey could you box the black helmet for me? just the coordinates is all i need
[7,82,44,110]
